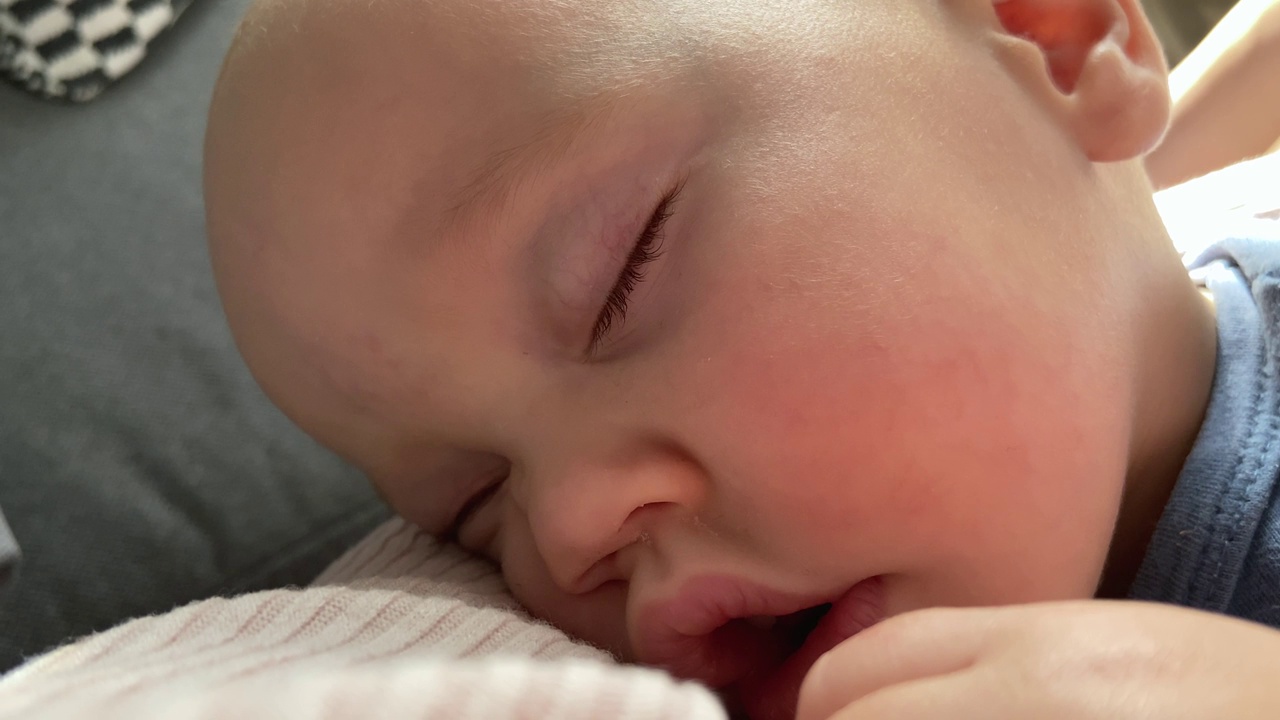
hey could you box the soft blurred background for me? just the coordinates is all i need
[1146,0,1240,65]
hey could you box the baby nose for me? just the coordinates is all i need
[524,449,706,594]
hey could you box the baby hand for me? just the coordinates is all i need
[796,600,1280,720]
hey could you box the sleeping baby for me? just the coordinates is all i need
[203,0,1280,718]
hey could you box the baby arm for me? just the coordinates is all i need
[1146,0,1280,190]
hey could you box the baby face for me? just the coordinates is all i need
[208,0,1167,717]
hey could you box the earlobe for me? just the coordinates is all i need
[989,0,1170,163]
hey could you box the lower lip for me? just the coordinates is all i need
[735,577,885,720]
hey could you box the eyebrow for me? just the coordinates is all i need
[440,95,623,239]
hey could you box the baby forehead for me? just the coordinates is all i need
[237,6,729,210]
[252,0,684,78]
[250,0,863,113]
[238,1,702,157]
[216,0,877,282]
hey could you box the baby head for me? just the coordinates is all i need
[205,0,1214,717]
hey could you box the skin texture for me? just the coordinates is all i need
[796,601,1280,720]
[205,0,1229,717]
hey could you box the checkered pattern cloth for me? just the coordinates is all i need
[1,0,193,102]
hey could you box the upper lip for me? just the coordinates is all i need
[632,574,836,688]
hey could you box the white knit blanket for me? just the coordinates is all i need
[0,519,727,720]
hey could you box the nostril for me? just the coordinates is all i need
[625,501,676,533]
[563,551,627,595]
[533,459,693,595]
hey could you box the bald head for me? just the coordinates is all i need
[203,0,868,459]
[202,0,1172,490]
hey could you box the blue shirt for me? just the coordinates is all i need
[1130,238,1280,626]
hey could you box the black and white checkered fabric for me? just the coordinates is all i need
[1,0,193,102]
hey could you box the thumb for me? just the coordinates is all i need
[796,607,994,720]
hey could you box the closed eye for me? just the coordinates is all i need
[588,181,684,354]
[444,475,505,546]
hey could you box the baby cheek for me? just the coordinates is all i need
[689,291,1057,546]
[693,328,926,524]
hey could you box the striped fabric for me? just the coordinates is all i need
[0,519,727,720]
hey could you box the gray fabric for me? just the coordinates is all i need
[1130,238,1280,628]
[0,511,16,589]
[1142,0,1237,67]
[0,0,387,671]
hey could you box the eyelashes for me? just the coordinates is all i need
[588,182,684,354]
[444,474,506,546]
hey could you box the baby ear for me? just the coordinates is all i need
[988,0,1170,162]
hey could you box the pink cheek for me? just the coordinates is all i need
[702,340,904,507]
[695,295,1037,535]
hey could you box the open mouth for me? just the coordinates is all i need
[635,577,885,720]
[737,603,832,653]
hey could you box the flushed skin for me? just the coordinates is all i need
[204,1,1219,719]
